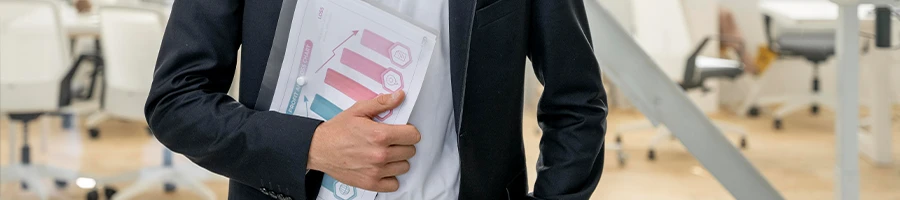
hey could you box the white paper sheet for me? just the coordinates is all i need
[266,0,437,199]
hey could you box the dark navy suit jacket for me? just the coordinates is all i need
[145,0,608,199]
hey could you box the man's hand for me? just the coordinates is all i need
[307,91,420,192]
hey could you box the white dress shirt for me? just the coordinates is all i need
[370,0,459,199]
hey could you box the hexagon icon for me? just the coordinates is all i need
[389,43,412,68]
[375,109,393,121]
[381,69,404,92]
[333,182,357,200]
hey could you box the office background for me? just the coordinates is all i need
[1,0,898,199]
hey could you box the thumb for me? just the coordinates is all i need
[347,91,405,118]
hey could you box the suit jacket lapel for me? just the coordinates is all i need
[450,0,476,132]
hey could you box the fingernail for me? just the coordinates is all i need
[391,91,401,101]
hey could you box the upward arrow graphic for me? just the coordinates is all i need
[316,30,359,73]
[303,96,310,117]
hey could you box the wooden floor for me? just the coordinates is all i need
[0,108,897,200]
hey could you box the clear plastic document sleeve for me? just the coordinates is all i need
[255,0,437,199]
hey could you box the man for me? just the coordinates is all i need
[145,0,608,199]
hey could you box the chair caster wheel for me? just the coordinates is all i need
[105,187,118,198]
[86,190,99,200]
[87,187,117,200]
[740,137,748,149]
[21,182,28,190]
[615,135,622,143]
[617,151,627,167]
[748,106,761,117]
[647,150,656,161]
[89,128,100,139]
[811,105,819,115]
[164,182,176,193]
[774,119,783,130]
[62,113,75,130]
[55,179,68,189]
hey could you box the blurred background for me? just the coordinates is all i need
[0,0,897,199]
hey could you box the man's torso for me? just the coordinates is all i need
[234,0,531,199]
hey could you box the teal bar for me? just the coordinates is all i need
[310,95,360,199]
[285,83,302,115]
[322,175,337,193]
[310,94,342,120]
[322,174,359,199]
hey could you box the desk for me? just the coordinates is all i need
[763,0,897,199]
[759,0,895,162]
[761,0,875,25]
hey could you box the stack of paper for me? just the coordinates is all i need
[266,0,437,199]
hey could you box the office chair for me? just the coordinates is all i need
[746,15,836,130]
[85,5,217,200]
[613,37,749,165]
[0,0,98,199]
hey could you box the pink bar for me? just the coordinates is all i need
[324,69,378,101]
[299,40,313,73]
[361,29,393,57]
[340,48,387,83]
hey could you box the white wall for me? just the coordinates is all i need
[594,0,635,109]
[596,0,635,34]
[632,0,721,112]
[682,0,720,57]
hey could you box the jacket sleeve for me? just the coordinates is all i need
[144,0,322,198]
[528,0,609,199]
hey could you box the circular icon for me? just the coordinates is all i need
[333,182,357,200]
[381,69,403,92]
[386,76,398,85]
[389,43,412,68]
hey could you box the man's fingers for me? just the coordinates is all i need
[383,124,420,145]
[347,91,405,118]
[380,160,411,177]
[383,145,416,163]
[372,176,400,192]
[366,124,420,146]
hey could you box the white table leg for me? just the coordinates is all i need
[833,2,861,200]
[862,46,895,166]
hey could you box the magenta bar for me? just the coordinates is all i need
[360,29,412,68]
[361,29,394,58]
[299,40,313,73]
[324,69,378,101]
[340,48,387,83]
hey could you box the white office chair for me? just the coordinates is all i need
[610,0,748,166]
[753,15,836,130]
[87,5,218,200]
[0,0,93,199]
[612,38,749,165]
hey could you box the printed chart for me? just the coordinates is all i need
[267,0,437,200]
